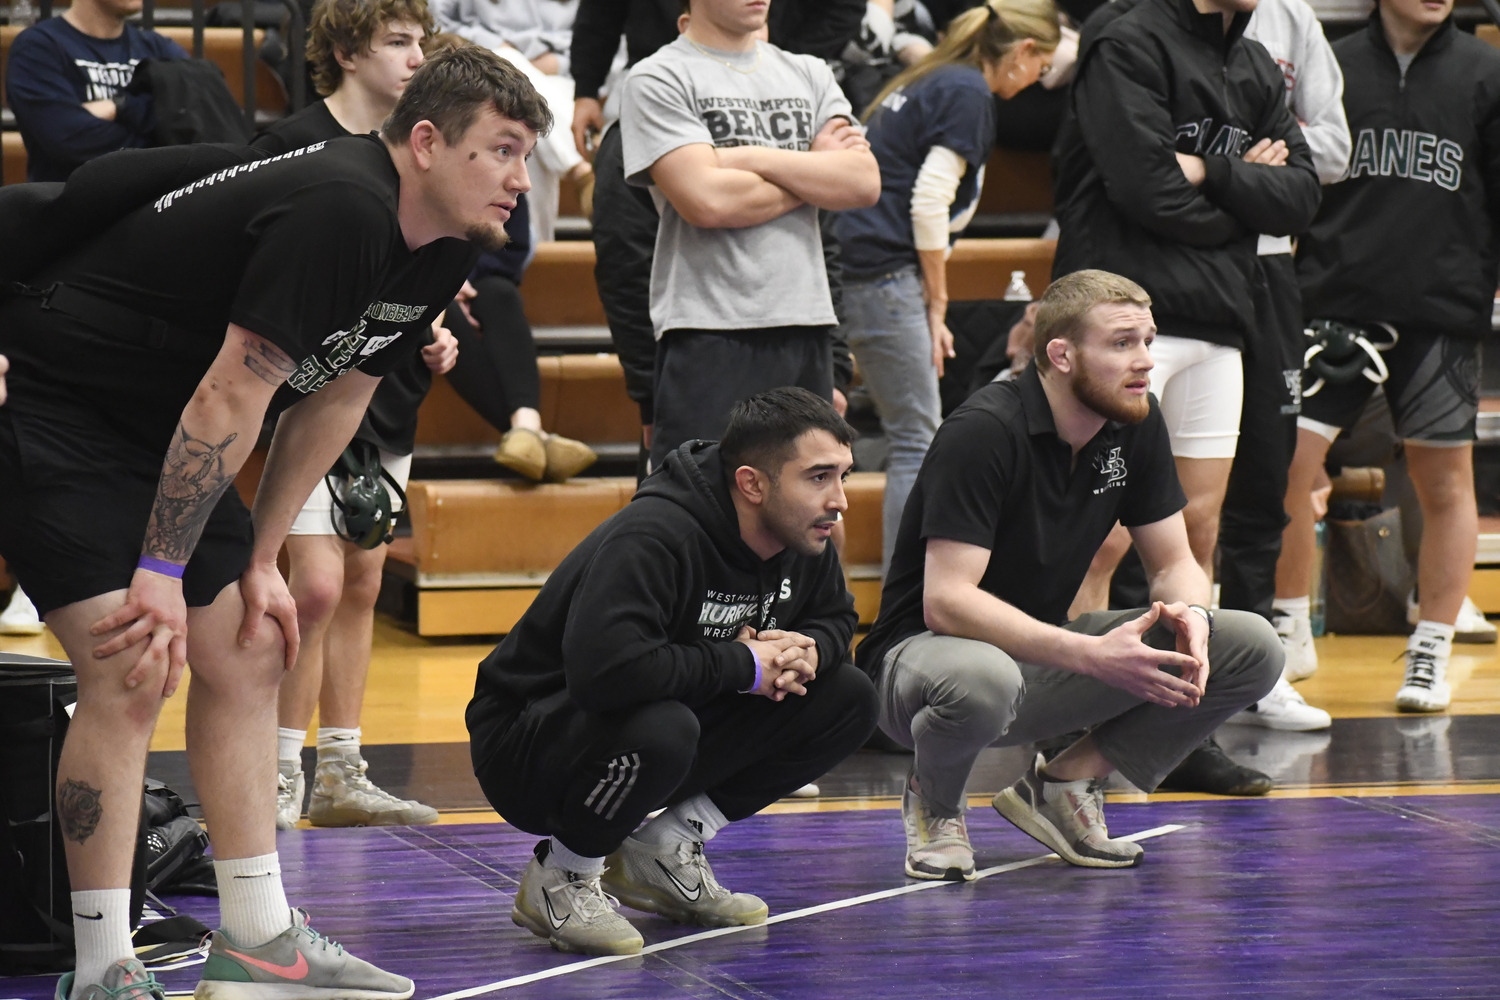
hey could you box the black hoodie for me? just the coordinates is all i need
[1296,15,1500,339]
[471,441,858,713]
[1051,0,1321,348]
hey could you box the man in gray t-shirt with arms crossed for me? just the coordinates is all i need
[621,0,880,468]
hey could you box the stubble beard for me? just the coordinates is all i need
[464,222,510,254]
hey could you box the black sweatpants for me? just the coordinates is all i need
[649,326,834,469]
[467,661,877,858]
[1218,253,1302,620]
[591,122,660,426]
[442,275,542,428]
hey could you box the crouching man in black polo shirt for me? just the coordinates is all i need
[857,269,1282,881]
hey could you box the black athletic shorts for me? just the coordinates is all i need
[0,314,254,618]
[1300,326,1479,444]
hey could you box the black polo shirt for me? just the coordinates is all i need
[856,363,1186,679]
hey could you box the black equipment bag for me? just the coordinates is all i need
[125,59,255,145]
[1324,502,1414,635]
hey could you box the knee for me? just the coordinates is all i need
[1209,610,1282,702]
[340,556,384,610]
[290,567,342,629]
[619,700,700,766]
[927,641,1024,733]
[811,661,879,736]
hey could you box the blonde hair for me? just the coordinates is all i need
[863,0,1062,121]
[1032,270,1152,372]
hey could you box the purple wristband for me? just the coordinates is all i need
[739,646,764,694]
[137,556,186,579]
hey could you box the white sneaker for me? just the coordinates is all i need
[308,753,439,826]
[1227,674,1332,731]
[1407,593,1496,644]
[0,586,43,635]
[603,836,768,927]
[1395,636,1451,713]
[512,843,643,956]
[275,762,305,831]
[992,754,1142,868]
[901,778,975,882]
[788,783,820,798]
[1273,612,1318,682]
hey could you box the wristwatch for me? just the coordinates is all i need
[1188,605,1215,639]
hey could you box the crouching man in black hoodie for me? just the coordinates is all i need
[466,387,878,956]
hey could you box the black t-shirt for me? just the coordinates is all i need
[856,364,1187,678]
[252,103,478,454]
[33,133,473,447]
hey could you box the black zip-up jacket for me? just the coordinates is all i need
[471,441,858,713]
[570,0,864,102]
[1052,0,1321,348]
[1297,16,1500,339]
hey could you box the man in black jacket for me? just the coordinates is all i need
[1277,0,1500,714]
[1054,0,1320,589]
[466,388,877,957]
[570,0,864,457]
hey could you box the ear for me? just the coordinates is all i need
[1045,337,1074,374]
[734,465,769,506]
[334,45,359,75]
[408,120,441,170]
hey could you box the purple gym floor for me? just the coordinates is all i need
[5,794,1498,1000]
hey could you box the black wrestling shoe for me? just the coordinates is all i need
[1158,736,1273,796]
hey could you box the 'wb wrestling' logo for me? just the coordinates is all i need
[1092,447,1127,495]
[1282,369,1303,415]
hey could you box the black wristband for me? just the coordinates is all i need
[1189,605,1215,639]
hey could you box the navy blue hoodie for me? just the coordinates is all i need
[472,441,858,712]
[6,16,185,181]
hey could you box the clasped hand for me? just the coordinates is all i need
[1088,602,1210,708]
[735,625,819,701]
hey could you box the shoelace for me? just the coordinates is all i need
[675,842,730,900]
[331,759,408,806]
[1405,650,1438,690]
[1066,783,1109,838]
[556,872,620,921]
[291,909,347,956]
[108,971,166,1000]
[923,810,970,848]
[1266,677,1309,707]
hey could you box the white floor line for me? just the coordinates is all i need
[428,823,1186,1000]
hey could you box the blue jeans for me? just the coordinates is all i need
[843,267,941,572]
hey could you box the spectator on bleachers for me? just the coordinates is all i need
[835,1,937,114]
[1277,0,1500,714]
[620,0,879,468]
[572,0,864,453]
[834,0,1060,575]
[5,0,186,181]
[434,0,591,242]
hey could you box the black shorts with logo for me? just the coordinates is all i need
[1300,326,1479,443]
[0,309,253,618]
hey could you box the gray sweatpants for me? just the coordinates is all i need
[876,609,1283,816]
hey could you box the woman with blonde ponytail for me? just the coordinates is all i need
[833,0,1060,575]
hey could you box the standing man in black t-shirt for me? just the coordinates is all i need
[0,46,548,1000]
[857,269,1281,883]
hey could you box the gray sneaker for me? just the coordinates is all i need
[511,841,644,956]
[194,907,413,1000]
[992,753,1143,868]
[603,837,768,928]
[902,778,975,881]
[275,763,305,831]
[308,753,438,827]
[56,959,164,1000]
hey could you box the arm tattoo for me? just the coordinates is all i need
[142,424,240,563]
[58,779,103,844]
[243,340,296,386]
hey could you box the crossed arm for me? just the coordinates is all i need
[648,118,880,229]
[921,511,1211,708]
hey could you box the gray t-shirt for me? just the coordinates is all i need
[620,35,852,336]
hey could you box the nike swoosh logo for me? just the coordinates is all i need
[655,860,702,901]
[75,911,104,921]
[222,949,309,980]
[542,891,570,931]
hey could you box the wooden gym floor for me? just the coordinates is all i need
[4,620,1500,998]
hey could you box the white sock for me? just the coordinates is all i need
[545,838,604,876]
[316,727,361,764]
[632,793,730,848]
[277,728,306,768]
[214,853,293,948]
[1272,596,1310,620]
[1411,620,1455,660]
[70,889,133,997]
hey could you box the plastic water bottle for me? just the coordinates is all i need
[1003,270,1033,302]
[11,0,36,27]
[1310,519,1327,637]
